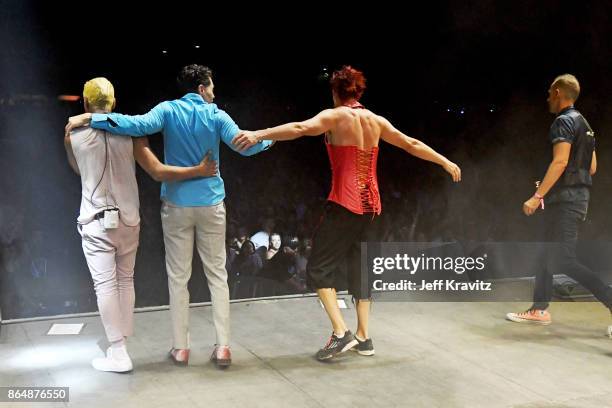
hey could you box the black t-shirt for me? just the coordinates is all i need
[546,107,594,204]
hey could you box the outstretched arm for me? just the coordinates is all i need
[379,116,461,182]
[216,110,273,156]
[133,138,218,182]
[65,103,167,137]
[232,109,336,151]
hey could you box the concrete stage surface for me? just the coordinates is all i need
[1,294,611,408]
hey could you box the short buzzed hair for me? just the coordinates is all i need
[83,77,115,111]
[551,74,580,101]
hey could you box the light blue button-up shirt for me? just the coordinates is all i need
[91,93,272,207]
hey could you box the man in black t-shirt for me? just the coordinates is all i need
[507,74,612,337]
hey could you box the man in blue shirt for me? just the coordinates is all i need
[67,65,273,367]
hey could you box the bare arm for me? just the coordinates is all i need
[379,116,461,182]
[132,138,218,182]
[523,142,571,215]
[590,150,597,176]
[535,142,571,197]
[232,109,337,151]
[65,113,92,135]
[63,132,80,175]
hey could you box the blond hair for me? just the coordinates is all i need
[551,74,580,101]
[83,77,115,111]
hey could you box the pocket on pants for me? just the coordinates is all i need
[204,202,226,233]
[161,201,175,219]
[211,201,226,223]
[78,222,92,240]
[217,201,226,215]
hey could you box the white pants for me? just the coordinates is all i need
[79,220,140,343]
[161,201,229,348]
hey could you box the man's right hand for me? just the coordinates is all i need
[196,150,218,178]
[65,113,93,135]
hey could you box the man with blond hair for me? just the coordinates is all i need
[507,74,612,336]
[64,77,216,372]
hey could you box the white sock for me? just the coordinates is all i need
[111,339,126,349]
[355,334,366,342]
[334,331,345,338]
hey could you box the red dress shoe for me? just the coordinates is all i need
[210,345,231,368]
[169,348,190,366]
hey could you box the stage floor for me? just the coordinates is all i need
[1,296,611,408]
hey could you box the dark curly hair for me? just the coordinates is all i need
[177,64,213,93]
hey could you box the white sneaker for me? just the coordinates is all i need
[92,345,133,373]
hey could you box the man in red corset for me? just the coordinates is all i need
[233,66,461,360]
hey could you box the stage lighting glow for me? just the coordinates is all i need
[7,343,92,370]
[58,95,80,102]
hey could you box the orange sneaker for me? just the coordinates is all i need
[506,309,552,325]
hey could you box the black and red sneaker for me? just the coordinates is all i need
[316,330,358,361]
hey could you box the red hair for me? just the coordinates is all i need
[330,66,366,102]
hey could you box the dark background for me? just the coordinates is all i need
[2,0,612,319]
